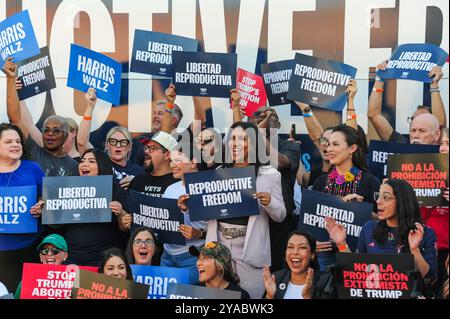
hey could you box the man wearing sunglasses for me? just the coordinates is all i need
[14,234,69,299]
[129,132,180,197]
[4,58,78,177]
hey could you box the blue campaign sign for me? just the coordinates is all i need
[42,176,112,225]
[128,190,185,245]
[0,10,40,68]
[287,53,357,111]
[0,185,37,234]
[131,30,198,78]
[67,44,122,105]
[298,189,372,251]
[377,43,448,83]
[172,51,237,98]
[368,140,439,180]
[16,46,56,100]
[131,265,190,299]
[184,166,259,222]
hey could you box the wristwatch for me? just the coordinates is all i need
[302,106,311,114]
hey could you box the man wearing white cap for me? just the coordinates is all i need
[129,132,180,197]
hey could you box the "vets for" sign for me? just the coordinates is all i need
[67,44,122,105]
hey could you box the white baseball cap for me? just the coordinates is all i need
[151,131,178,151]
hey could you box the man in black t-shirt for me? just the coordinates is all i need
[129,132,180,197]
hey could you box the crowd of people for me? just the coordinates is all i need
[0,56,448,300]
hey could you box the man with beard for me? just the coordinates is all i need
[4,57,78,176]
[128,131,180,197]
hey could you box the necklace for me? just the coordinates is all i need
[1,160,21,187]
[324,166,362,197]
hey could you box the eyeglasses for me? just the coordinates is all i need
[40,247,62,256]
[42,127,63,135]
[319,137,329,146]
[133,239,154,247]
[374,192,395,202]
[108,138,130,147]
[144,145,165,153]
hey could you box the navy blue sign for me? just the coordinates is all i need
[0,10,40,68]
[287,53,357,111]
[67,44,122,105]
[172,51,237,98]
[131,265,190,299]
[377,43,448,83]
[16,46,56,100]
[0,185,37,234]
[298,190,372,251]
[184,167,258,222]
[368,140,439,180]
[42,176,112,225]
[166,283,241,299]
[128,190,185,245]
[131,30,198,78]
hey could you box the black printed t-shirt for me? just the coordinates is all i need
[129,172,180,197]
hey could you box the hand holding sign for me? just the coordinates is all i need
[109,201,125,217]
[342,193,364,203]
[429,66,443,84]
[120,213,132,230]
[2,56,17,78]
[177,194,190,212]
[376,60,388,72]
[30,200,45,218]
[165,83,176,104]
[346,79,357,100]
[85,87,97,108]
[179,224,201,240]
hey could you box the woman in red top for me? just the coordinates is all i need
[421,127,449,295]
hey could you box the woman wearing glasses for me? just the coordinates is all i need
[194,127,223,171]
[125,227,159,266]
[14,234,69,298]
[326,179,437,295]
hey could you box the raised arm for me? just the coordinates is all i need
[161,84,176,134]
[294,102,324,150]
[230,88,243,124]
[429,66,446,129]
[77,88,97,155]
[192,96,209,137]
[345,79,358,130]
[367,60,393,141]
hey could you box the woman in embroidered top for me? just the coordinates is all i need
[312,124,380,270]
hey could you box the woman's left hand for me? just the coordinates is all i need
[302,268,315,299]
[120,214,132,230]
[179,224,201,240]
[110,201,124,217]
[342,193,364,202]
[30,200,45,218]
[408,222,425,252]
[119,176,134,190]
[254,192,271,206]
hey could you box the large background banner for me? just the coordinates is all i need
[336,253,415,299]
[184,167,259,222]
[17,46,56,100]
[67,44,122,105]
[131,265,190,299]
[0,10,40,68]
[128,190,185,245]
[0,185,37,234]
[166,283,241,299]
[287,53,357,111]
[72,269,149,299]
[387,153,449,206]
[367,140,440,180]
[377,43,448,82]
[42,176,112,225]
[20,263,97,299]
[172,51,237,98]
[130,30,198,78]
[298,189,373,251]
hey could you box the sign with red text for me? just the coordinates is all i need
[20,263,97,299]
[235,68,267,116]
[336,253,415,299]
[387,153,449,206]
[72,270,149,299]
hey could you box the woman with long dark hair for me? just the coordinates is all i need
[189,121,286,299]
[312,124,380,270]
[262,231,336,299]
[98,247,133,280]
[326,179,437,282]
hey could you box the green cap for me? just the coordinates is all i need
[189,241,232,270]
[37,234,68,252]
